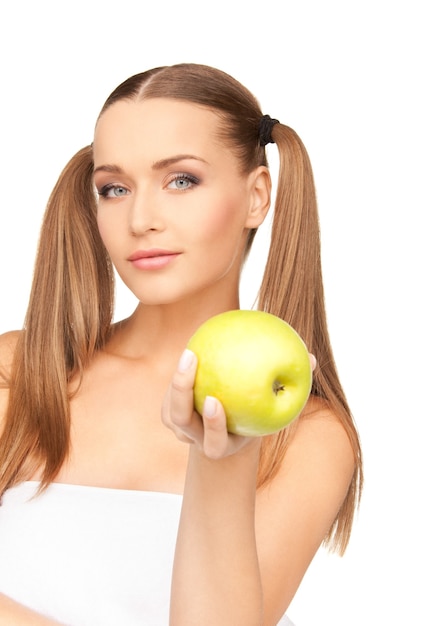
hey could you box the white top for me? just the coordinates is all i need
[0,481,294,625]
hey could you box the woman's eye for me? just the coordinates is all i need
[98,185,129,198]
[167,174,199,191]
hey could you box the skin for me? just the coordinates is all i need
[0,98,355,625]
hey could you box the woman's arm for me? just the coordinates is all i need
[163,348,263,626]
[163,351,266,625]
[0,594,66,626]
[172,440,263,625]
[163,350,355,626]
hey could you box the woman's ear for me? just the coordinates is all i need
[245,166,272,229]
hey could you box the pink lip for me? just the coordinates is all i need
[128,248,181,270]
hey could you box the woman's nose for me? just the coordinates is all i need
[128,188,165,235]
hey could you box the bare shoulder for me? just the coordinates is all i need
[0,330,21,379]
[272,394,356,501]
[294,394,356,468]
[0,330,21,432]
[259,394,356,515]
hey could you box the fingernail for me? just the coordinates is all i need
[203,396,217,418]
[178,349,195,373]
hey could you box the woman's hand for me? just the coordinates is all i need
[162,347,317,459]
[162,349,259,460]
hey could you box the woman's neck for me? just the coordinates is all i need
[105,292,241,362]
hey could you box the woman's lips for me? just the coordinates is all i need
[128,249,181,270]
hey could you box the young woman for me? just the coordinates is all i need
[0,63,362,625]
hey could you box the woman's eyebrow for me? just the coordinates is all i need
[93,164,123,175]
[152,155,209,170]
[93,156,208,176]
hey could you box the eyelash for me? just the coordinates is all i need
[97,184,128,198]
[96,173,200,199]
[167,173,200,190]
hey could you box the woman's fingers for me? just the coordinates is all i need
[168,349,197,429]
[162,350,231,455]
[162,349,203,443]
[163,349,260,459]
[200,396,229,459]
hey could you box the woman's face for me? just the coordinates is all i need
[93,98,268,307]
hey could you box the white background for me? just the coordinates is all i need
[0,1,420,624]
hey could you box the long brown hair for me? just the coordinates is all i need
[0,64,362,553]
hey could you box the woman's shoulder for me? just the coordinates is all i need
[279,395,357,502]
[0,330,21,377]
[0,329,21,347]
[297,394,356,459]
[0,330,21,431]
[263,394,356,495]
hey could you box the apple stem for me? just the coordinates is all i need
[272,381,285,396]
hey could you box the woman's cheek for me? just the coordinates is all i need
[96,211,116,252]
[199,197,245,241]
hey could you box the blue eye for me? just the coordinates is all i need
[98,185,129,198]
[167,174,199,190]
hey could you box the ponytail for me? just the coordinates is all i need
[0,146,114,494]
[257,124,363,554]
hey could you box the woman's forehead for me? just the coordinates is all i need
[93,98,227,164]
[96,98,221,136]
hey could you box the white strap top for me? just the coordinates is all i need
[0,481,294,625]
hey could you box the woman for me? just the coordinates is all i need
[0,64,362,625]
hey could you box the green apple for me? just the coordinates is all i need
[187,310,312,436]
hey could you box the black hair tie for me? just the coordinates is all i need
[259,115,279,146]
